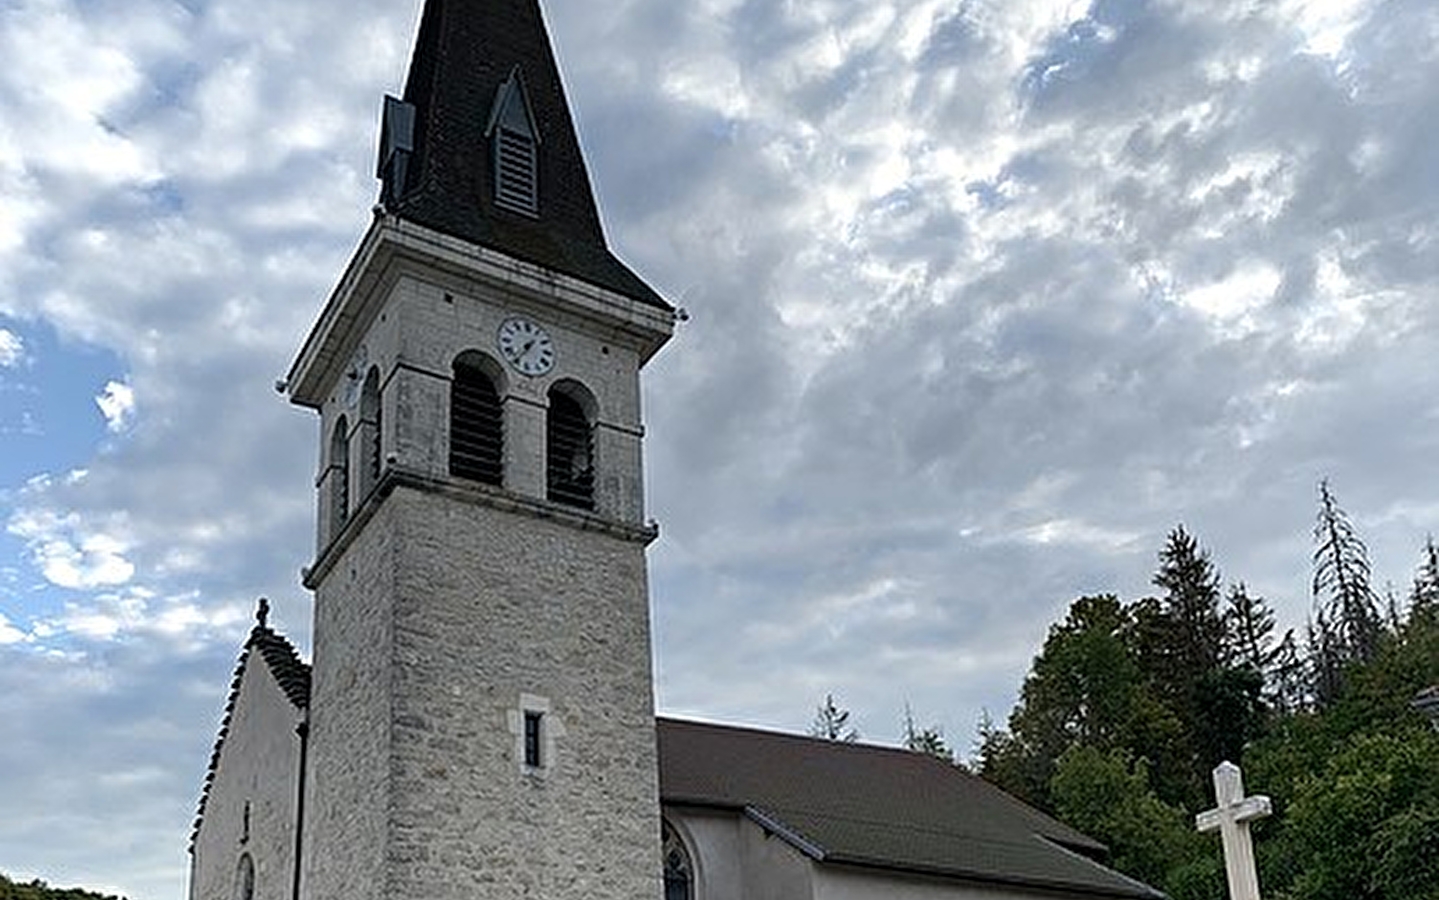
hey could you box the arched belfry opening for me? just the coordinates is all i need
[359,367,382,497]
[329,416,350,532]
[546,381,595,510]
[449,352,504,486]
[662,820,694,900]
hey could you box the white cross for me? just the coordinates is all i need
[1196,761,1271,900]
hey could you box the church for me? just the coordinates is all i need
[186,2,1164,899]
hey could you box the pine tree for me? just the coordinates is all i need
[1312,479,1382,675]
[808,693,858,741]
[1153,525,1226,677]
[1267,628,1308,713]
[1223,582,1280,673]
[1409,536,1439,633]
[903,703,954,763]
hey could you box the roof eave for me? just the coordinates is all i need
[819,854,1168,900]
[286,212,675,409]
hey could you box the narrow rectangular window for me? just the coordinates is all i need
[524,711,543,768]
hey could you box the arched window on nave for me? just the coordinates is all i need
[234,854,254,900]
[662,820,693,900]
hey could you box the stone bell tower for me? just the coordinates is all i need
[282,1,673,899]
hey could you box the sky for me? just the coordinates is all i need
[3,0,1439,896]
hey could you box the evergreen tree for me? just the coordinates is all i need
[1222,582,1293,720]
[978,495,1439,899]
[1143,526,1234,804]
[1223,583,1282,672]
[1267,628,1308,714]
[1307,611,1344,708]
[903,703,954,763]
[808,693,858,741]
[1153,525,1226,678]
[1312,479,1382,677]
[1409,536,1439,634]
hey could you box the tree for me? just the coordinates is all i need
[808,693,858,741]
[982,592,1195,811]
[903,703,953,763]
[1138,526,1237,806]
[1312,479,1382,680]
[1267,628,1308,714]
[1049,746,1208,893]
[1223,583,1281,673]
[0,875,126,900]
[974,712,1049,809]
[1152,525,1226,678]
[1409,536,1439,634]
[1282,730,1439,900]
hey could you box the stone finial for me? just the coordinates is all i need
[256,597,270,629]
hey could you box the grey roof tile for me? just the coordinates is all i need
[658,717,1165,899]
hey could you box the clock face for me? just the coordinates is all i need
[497,317,555,376]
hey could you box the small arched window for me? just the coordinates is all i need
[330,416,350,530]
[235,854,255,900]
[663,820,693,900]
[546,384,594,510]
[450,354,503,485]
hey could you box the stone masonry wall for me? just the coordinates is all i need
[301,258,663,900]
[383,484,661,900]
[300,507,396,900]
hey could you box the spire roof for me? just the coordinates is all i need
[382,0,668,309]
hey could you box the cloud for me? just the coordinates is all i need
[7,479,136,590]
[5,0,1439,898]
[0,613,27,645]
[0,328,22,367]
[94,381,135,433]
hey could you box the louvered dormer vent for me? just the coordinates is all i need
[488,68,540,217]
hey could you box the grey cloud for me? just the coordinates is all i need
[8,1,1439,898]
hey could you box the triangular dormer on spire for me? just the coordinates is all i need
[377,0,667,309]
[487,67,541,217]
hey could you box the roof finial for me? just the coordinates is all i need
[256,597,270,629]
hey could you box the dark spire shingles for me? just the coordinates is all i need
[387,0,669,310]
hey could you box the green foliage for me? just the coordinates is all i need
[0,874,127,900]
[903,703,954,762]
[978,495,1439,900]
[979,594,1158,808]
[1370,804,1439,900]
[808,692,858,741]
[1050,745,1205,891]
[1282,730,1439,900]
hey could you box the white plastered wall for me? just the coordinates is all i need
[189,656,304,900]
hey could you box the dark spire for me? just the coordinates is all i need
[379,0,668,309]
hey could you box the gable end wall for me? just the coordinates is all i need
[189,659,304,900]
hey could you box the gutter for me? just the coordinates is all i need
[292,710,310,900]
